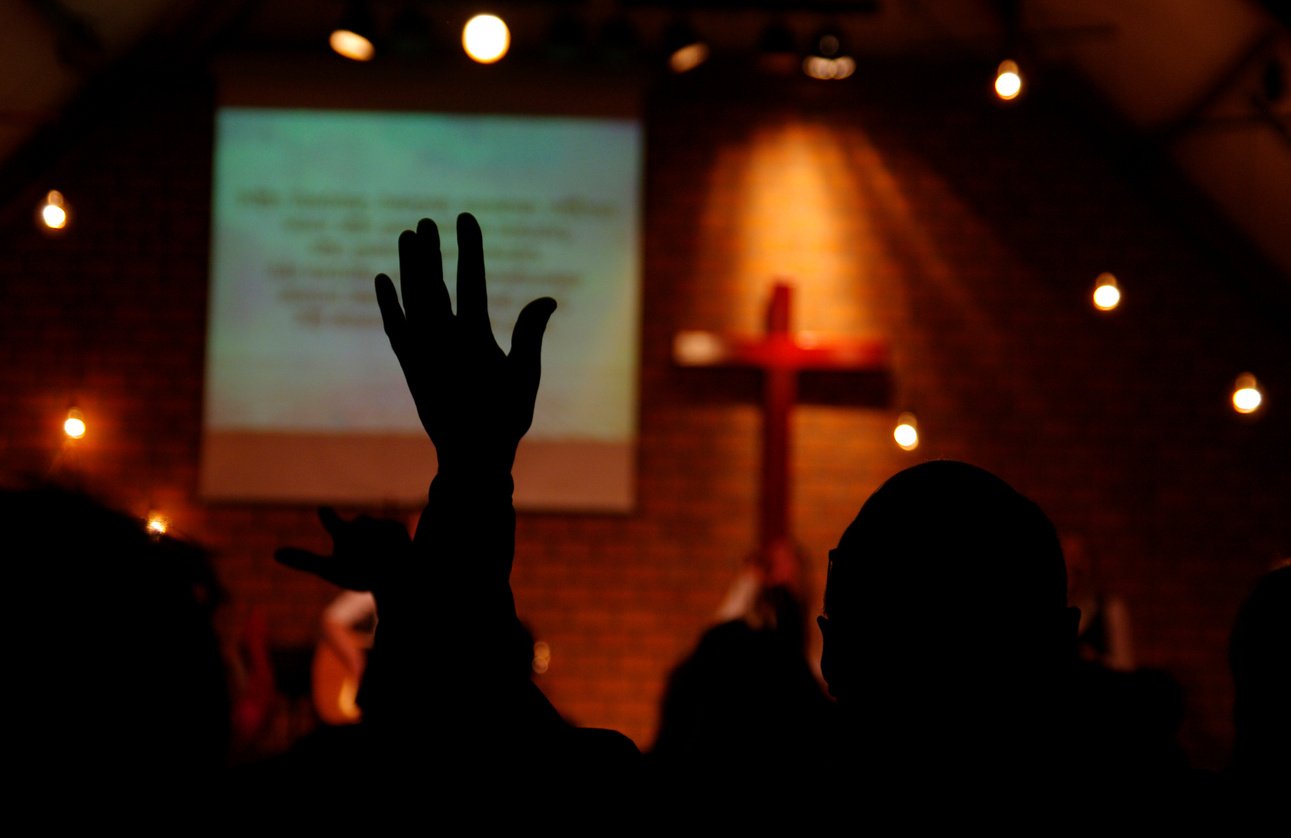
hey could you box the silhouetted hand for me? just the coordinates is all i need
[375,213,557,479]
[275,506,412,593]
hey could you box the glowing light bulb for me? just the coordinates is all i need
[463,14,510,64]
[63,408,86,440]
[893,412,919,451]
[532,640,551,675]
[669,42,709,73]
[803,55,855,80]
[41,190,69,230]
[995,60,1022,100]
[1232,373,1263,414]
[146,512,169,536]
[330,29,375,61]
[1093,272,1121,311]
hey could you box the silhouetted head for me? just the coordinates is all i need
[1229,563,1291,778]
[819,461,1078,736]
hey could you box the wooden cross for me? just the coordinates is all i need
[673,281,890,587]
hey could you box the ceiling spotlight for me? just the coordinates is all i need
[463,13,510,64]
[804,26,854,81]
[664,18,708,74]
[995,59,1023,100]
[330,1,376,62]
[330,1,377,62]
[1092,272,1121,311]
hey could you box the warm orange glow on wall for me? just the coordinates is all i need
[723,122,875,333]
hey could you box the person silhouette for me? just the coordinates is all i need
[817,460,1083,795]
[272,215,637,807]
[1228,563,1290,787]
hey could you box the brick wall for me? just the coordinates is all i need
[1,63,1287,769]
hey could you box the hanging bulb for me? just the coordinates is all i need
[63,407,87,440]
[1231,373,1263,415]
[462,14,510,64]
[1092,272,1121,311]
[893,412,920,451]
[40,190,70,230]
[995,59,1022,100]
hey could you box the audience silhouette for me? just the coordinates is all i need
[1228,564,1290,788]
[9,209,1275,821]
[4,483,231,808]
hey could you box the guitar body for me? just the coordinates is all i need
[312,627,371,726]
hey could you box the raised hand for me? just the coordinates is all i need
[374,213,556,480]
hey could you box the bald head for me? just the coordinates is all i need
[820,461,1076,704]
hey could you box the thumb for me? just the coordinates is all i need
[510,296,557,398]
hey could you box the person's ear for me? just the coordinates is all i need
[818,615,839,698]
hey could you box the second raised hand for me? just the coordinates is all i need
[374,213,557,479]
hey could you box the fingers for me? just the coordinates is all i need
[374,273,409,366]
[510,296,556,366]
[317,505,342,535]
[455,212,493,336]
[274,547,356,588]
[396,220,453,333]
[510,297,557,425]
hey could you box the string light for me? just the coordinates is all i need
[1232,373,1263,414]
[995,60,1022,100]
[1092,272,1121,311]
[462,14,510,64]
[893,412,920,451]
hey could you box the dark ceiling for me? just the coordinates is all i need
[2,1,1288,277]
